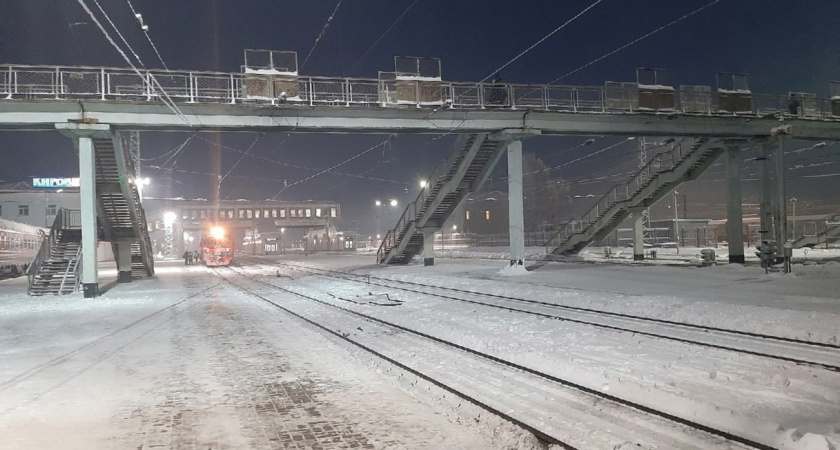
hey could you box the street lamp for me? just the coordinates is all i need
[390,199,398,207]
[420,180,428,189]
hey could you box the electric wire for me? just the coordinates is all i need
[346,0,421,74]
[548,0,727,83]
[271,136,396,199]
[75,0,192,126]
[301,0,343,70]
[479,0,606,86]
[124,0,171,71]
[89,0,144,65]
[422,0,605,142]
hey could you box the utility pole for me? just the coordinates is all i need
[638,137,652,243]
[674,190,680,254]
[790,197,797,239]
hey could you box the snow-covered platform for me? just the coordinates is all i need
[0,261,504,450]
[1,253,839,449]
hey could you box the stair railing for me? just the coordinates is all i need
[26,229,49,295]
[546,138,703,252]
[26,207,71,294]
[60,245,83,294]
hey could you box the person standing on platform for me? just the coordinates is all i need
[183,250,190,265]
[788,93,800,117]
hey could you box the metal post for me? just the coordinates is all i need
[725,146,745,263]
[631,207,645,261]
[673,190,680,254]
[79,136,99,297]
[507,140,525,267]
[757,143,773,240]
[116,242,132,283]
[774,137,788,248]
[422,228,436,266]
[790,197,797,240]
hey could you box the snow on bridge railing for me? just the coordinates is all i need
[2,64,839,119]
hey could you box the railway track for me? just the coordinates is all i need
[268,260,840,372]
[213,265,770,449]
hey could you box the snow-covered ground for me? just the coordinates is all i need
[1,250,838,449]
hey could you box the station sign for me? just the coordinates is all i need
[32,177,80,188]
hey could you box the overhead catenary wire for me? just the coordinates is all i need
[422,0,605,142]
[346,0,421,74]
[548,0,727,83]
[477,0,606,86]
[124,0,171,71]
[271,136,397,199]
[74,0,193,127]
[301,0,343,70]
[89,0,144,66]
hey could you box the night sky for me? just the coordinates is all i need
[1,0,838,233]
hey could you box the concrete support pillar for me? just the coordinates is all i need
[79,136,99,296]
[757,143,773,240]
[725,146,745,264]
[116,242,133,283]
[773,139,788,247]
[630,207,645,261]
[507,140,524,267]
[421,228,436,266]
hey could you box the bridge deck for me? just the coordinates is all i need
[1,64,839,140]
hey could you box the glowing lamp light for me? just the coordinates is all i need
[420,180,428,189]
[210,226,226,240]
[389,199,398,207]
[375,200,382,206]
[163,211,177,226]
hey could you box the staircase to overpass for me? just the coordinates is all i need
[91,135,154,279]
[377,133,511,264]
[791,214,840,248]
[27,131,154,295]
[546,138,725,256]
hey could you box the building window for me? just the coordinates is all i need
[466,210,471,220]
[18,205,29,216]
[46,205,57,216]
[255,209,261,219]
[315,208,322,217]
[227,210,234,219]
[330,207,337,218]
[305,208,312,218]
[200,210,207,219]
[238,209,246,219]
[279,209,286,218]
[264,209,270,218]
[485,210,491,220]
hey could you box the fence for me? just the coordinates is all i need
[3,64,839,117]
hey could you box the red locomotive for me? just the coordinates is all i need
[199,225,233,267]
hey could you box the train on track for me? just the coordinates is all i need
[199,225,234,267]
[0,218,46,278]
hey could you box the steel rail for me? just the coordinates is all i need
[272,260,840,372]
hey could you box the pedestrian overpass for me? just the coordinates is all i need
[2,62,840,291]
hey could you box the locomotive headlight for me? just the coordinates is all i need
[210,226,225,240]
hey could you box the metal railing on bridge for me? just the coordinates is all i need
[2,64,839,119]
